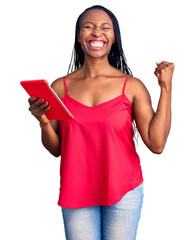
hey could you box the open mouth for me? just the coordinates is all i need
[87,40,107,50]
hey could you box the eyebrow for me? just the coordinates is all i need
[83,21,111,26]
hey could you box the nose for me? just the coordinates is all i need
[92,31,102,38]
[91,28,102,37]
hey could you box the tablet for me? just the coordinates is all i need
[20,79,75,120]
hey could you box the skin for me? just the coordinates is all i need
[28,9,174,157]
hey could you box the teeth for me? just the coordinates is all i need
[89,41,105,48]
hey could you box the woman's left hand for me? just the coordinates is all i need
[154,61,175,90]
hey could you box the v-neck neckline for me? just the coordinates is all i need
[62,75,132,109]
[65,93,132,108]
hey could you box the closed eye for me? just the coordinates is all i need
[84,26,111,30]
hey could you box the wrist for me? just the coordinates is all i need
[160,84,172,93]
[39,120,50,129]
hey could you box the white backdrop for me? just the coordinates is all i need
[1,0,195,239]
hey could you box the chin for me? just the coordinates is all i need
[86,52,109,59]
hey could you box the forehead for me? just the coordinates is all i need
[80,9,113,26]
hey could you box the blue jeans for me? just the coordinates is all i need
[61,183,144,240]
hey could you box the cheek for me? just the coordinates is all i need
[77,32,83,43]
[77,34,86,51]
[106,32,115,44]
[107,33,115,46]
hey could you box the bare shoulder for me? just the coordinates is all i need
[126,76,151,104]
[126,76,147,89]
[50,70,80,98]
[50,77,64,98]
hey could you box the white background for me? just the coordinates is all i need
[1,0,195,239]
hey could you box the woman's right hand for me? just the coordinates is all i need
[28,96,51,125]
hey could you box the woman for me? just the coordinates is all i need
[28,5,174,240]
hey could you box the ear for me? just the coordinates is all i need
[113,37,116,44]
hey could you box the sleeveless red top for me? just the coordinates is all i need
[58,75,143,208]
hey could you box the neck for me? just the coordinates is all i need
[80,56,112,79]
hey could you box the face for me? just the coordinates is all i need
[77,9,115,59]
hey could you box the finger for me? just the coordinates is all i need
[40,105,51,115]
[161,61,171,65]
[156,63,165,71]
[154,69,160,74]
[165,62,175,69]
[29,98,45,111]
[32,105,51,117]
[155,63,169,72]
[28,96,37,104]
[155,66,166,72]
[156,61,169,68]
[154,70,160,77]
[161,61,175,68]
[157,62,168,67]
[157,61,170,64]
[155,66,163,73]
[34,101,49,113]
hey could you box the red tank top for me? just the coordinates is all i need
[58,75,143,208]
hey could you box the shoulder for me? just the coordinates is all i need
[51,76,64,87]
[50,70,80,98]
[50,77,64,98]
[126,76,151,104]
[126,76,146,88]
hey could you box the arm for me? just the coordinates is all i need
[40,119,61,157]
[132,61,174,154]
[28,79,62,157]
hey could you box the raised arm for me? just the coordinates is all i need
[132,61,174,154]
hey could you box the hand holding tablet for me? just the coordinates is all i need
[20,79,74,120]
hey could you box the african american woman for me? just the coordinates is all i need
[28,5,174,240]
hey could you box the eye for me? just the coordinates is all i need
[84,25,93,29]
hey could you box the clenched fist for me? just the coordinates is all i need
[154,61,175,90]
